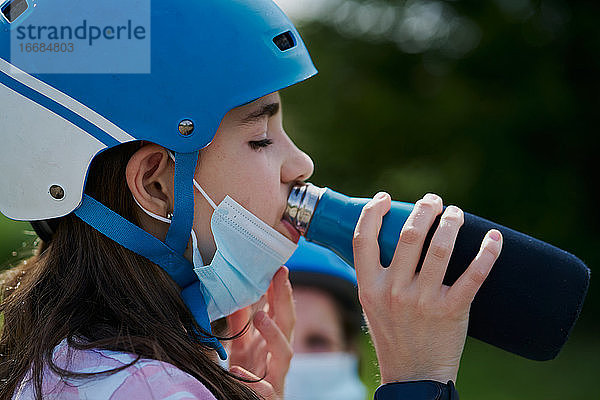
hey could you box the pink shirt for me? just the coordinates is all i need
[13,339,217,400]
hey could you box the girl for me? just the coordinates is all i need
[0,1,502,399]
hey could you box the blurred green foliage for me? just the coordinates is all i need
[0,217,31,270]
[358,330,600,399]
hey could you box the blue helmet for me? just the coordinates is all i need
[0,0,317,358]
[286,237,357,286]
[0,0,316,220]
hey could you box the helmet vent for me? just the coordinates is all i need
[1,0,29,23]
[273,31,296,51]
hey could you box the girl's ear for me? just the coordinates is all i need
[126,143,174,220]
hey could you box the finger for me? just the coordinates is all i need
[229,366,276,400]
[250,340,269,377]
[447,229,503,309]
[253,294,269,316]
[353,192,391,285]
[244,325,270,367]
[241,333,270,377]
[268,267,295,341]
[227,306,252,336]
[267,282,275,319]
[227,306,253,351]
[389,193,443,282]
[418,205,464,296]
[253,310,293,393]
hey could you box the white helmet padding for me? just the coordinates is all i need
[0,79,106,220]
[0,58,136,220]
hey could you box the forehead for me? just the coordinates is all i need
[211,91,281,136]
[293,287,343,333]
[231,92,281,116]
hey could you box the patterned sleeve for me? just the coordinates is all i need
[110,361,218,400]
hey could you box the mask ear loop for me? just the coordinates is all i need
[132,188,206,268]
[132,194,173,224]
[193,179,217,210]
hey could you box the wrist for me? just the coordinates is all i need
[380,367,458,385]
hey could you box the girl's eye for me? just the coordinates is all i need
[249,138,273,150]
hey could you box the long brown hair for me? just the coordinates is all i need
[0,143,260,400]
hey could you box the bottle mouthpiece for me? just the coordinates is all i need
[284,183,325,236]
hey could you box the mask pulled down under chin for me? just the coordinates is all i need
[284,352,367,400]
[192,195,297,322]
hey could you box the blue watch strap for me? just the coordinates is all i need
[374,380,459,400]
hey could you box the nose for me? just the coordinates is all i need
[281,137,314,184]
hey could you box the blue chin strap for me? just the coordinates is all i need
[74,150,227,360]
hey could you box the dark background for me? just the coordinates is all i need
[276,0,599,397]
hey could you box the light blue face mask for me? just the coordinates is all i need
[134,177,298,322]
[191,180,298,321]
[284,352,367,400]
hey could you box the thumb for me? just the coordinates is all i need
[230,365,277,400]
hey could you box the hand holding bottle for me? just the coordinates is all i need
[353,192,503,384]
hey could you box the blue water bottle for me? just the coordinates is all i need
[284,183,590,361]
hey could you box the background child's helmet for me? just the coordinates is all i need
[285,237,363,335]
[285,237,361,317]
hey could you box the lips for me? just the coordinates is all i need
[280,218,301,243]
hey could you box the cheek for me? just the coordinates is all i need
[196,140,282,224]
[225,156,281,218]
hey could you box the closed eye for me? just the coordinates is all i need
[249,138,273,150]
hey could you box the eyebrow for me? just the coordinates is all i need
[238,102,280,125]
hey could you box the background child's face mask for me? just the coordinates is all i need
[284,352,367,400]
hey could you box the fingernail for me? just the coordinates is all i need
[255,311,267,326]
[424,193,439,202]
[489,230,501,241]
[375,192,388,201]
[447,205,462,216]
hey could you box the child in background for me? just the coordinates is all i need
[284,238,367,400]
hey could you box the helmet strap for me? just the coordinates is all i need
[165,151,196,254]
[74,150,227,360]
